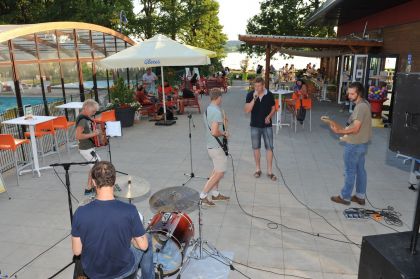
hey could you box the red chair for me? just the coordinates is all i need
[94,110,116,123]
[24,120,61,162]
[0,134,33,185]
[290,98,312,133]
[53,116,75,154]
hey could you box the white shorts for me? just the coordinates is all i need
[208,148,227,173]
[79,148,101,169]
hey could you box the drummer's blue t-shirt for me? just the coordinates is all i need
[71,199,145,279]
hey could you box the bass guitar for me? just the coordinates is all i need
[320,115,349,142]
[222,110,229,156]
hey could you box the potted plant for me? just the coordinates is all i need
[368,82,388,118]
[108,77,141,127]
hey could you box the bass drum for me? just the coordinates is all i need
[147,212,194,277]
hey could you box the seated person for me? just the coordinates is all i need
[286,79,308,111]
[136,85,154,105]
[71,161,153,279]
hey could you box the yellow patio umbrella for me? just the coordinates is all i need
[185,44,217,58]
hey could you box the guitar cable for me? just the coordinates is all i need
[228,153,361,247]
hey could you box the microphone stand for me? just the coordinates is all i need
[182,113,208,186]
[47,161,95,279]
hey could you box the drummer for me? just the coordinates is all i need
[71,161,154,279]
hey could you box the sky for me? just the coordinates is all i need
[133,0,261,41]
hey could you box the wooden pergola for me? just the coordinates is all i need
[238,34,383,88]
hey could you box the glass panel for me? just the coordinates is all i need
[0,42,10,62]
[77,30,92,58]
[91,32,105,58]
[61,62,80,101]
[116,38,126,52]
[15,63,50,115]
[40,63,65,98]
[81,62,95,99]
[57,29,76,59]
[36,31,59,60]
[104,35,116,56]
[0,64,16,114]
[12,36,37,60]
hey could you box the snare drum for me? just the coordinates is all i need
[147,212,194,277]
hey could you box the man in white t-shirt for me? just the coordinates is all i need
[142,68,158,95]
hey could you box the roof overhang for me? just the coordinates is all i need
[0,22,135,45]
[306,0,412,26]
[238,34,383,53]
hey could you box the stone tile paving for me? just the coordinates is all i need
[0,81,415,279]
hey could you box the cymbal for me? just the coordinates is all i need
[114,176,150,200]
[149,186,199,213]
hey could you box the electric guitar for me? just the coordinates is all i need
[320,116,349,142]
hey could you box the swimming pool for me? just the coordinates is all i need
[0,97,64,113]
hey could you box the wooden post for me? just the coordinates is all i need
[89,30,99,102]
[265,44,271,89]
[102,33,111,102]
[7,40,24,117]
[34,33,50,116]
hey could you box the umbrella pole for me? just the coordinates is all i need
[161,66,167,121]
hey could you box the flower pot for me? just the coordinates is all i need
[368,98,387,114]
[115,107,136,127]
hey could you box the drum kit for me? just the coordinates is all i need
[79,177,215,279]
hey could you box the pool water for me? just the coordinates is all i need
[0,97,63,113]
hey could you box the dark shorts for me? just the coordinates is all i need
[251,127,274,150]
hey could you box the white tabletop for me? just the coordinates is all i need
[2,115,57,126]
[56,102,84,109]
[272,89,294,95]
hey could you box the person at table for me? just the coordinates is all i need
[157,81,173,100]
[71,161,153,279]
[142,68,158,96]
[244,77,277,181]
[75,99,102,195]
[288,64,296,82]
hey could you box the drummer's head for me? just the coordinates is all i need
[82,99,99,117]
[91,161,116,189]
[209,88,222,105]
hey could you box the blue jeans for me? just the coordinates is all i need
[341,143,368,201]
[116,234,154,279]
[251,126,274,150]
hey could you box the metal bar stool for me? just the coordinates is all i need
[24,120,61,162]
[53,116,76,155]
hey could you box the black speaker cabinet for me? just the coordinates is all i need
[358,232,420,279]
[389,73,420,159]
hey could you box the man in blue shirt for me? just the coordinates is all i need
[71,161,153,279]
[201,88,230,207]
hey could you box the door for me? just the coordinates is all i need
[366,54,399,123]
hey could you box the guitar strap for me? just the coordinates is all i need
[205,107,227,155]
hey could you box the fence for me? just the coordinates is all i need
[0,90,110,174]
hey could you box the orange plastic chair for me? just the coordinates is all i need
[24,120,61,162]
[292,98,312,132]
[53,116,76,154]
[94,110,116,123]
[0,134,33,185]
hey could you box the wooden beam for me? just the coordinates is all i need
[265,44,271,89]
[348,45,357,53]
[238,34,383,48]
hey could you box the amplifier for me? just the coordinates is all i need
[389,73,420,159]
[358,231,420,279]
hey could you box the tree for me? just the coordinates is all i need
[242,0,334,56]
[135,0,160,39]
[0,0,136,34]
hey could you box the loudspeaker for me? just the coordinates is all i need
[358,232,420,279]
[389,73,420,159]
